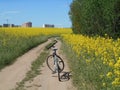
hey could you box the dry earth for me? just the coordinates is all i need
[0,39,76,90]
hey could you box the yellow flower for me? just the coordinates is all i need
[117,59,120,64]
[61,33,120,88]
[106,72,113,78]
[86,59,91,64]
[114,70,120,76]
[99,74,104,78]
[112,78,120,86]
[102,83,106,87]
[109,61,114,67]
[114,63,120,69]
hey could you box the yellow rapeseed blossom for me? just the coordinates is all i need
[114,70,120,76]
[0,27,72,48]
[112,78,120,86]
[109,60,114,67]
[86,59,91,64]
[1,28,72,37]
[106,72,113,78]
[100,74,104,79]
[103,83,106,87]
[62,34,120,88]
[114,59,120,69]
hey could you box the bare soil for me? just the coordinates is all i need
[0,39,76,90]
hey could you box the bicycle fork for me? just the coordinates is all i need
[53,55,59,73]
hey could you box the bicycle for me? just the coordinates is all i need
[46,44,64,81]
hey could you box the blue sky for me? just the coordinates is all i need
[0,0,72,27]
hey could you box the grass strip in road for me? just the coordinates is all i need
[14,50,49,90]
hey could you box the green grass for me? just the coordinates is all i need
[0,34,50,70]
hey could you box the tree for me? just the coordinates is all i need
[69,0,120,38]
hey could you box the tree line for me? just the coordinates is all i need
[69,0,120,38]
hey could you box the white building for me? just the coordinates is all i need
[43,24,54,28]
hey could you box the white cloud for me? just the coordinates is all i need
[0,10,20,19]
[3,11,20,14]
[0,10,20,16]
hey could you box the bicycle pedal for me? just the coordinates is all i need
[61,72,70,79]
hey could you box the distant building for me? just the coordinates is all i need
[22,22,32,27]
[14,25,21,27]
[3,24,9,27]
[9,24,15,27]
[3,24,20,27]
[43,24,54,28]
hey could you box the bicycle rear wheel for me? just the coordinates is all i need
[46,55,64,73]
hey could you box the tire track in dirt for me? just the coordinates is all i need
[0,39,51,90]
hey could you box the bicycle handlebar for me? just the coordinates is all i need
[52,48,58,51]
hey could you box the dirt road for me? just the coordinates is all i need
[0,39,76,90]
[24,40,76,90]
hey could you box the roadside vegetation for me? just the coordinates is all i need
[65,0,120,89]
[61,34,120,90]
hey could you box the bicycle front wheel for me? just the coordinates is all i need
[46,55,64,73]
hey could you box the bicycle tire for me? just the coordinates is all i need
[46,55,64,73]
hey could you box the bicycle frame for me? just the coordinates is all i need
[53,49,59,73]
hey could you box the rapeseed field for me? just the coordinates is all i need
[1,27,120,89]
[0,28,72,70]
[62,34,120,90]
